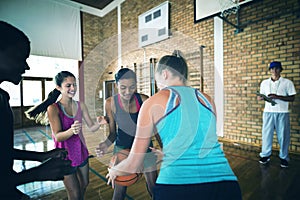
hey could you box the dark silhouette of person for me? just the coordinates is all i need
[0,21,72,199]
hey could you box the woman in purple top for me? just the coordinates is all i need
[27,71,105,200]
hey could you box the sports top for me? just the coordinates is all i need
[113,93,143,149]
[156,86,237,184]
[53,101,89,167]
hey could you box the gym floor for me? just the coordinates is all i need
[14,126,300,200]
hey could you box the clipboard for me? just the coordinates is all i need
[256,91,277,106]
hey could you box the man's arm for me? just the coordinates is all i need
[268,94,295,102]
[11,157,72,186]
[13,148,68,162]
[13,148,45,162]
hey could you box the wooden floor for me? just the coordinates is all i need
[14,126,300,200]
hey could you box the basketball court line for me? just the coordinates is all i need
[38,129,52,140]
[22,130,36,144]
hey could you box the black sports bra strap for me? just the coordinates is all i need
[135,93,143,108]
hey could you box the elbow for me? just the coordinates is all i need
[53,133,63,142]
[290,96,295,102]
[55,137,63,143]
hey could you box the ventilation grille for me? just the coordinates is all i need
[138,1,169,47]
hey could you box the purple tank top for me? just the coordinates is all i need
[53,101,89,167]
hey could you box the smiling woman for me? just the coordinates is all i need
[25,70,103,200]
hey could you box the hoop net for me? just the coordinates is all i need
[218,0,240,17]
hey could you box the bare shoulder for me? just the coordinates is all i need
[143,90,170,107]
[140,90,170,123]
[202,92,214,103]
[104,96,115,113]
[196,90,216,113]
[47,103,59,114]
[105,96,113,107]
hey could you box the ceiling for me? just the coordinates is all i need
[71,0,114,10]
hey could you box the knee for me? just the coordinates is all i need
[82,180,89,191]
[67,189,82,200]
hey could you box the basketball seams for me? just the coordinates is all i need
[109,149,142,186]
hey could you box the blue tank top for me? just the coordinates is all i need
[156,86,237,184]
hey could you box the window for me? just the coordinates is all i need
[23,80,43,106]
[141,35,148,42]
[145,14,152,23]
[45,80,56,97]
[0,82,21,107]
[153,10,161,19]
[26,55,78,78]
[1,55,78,106]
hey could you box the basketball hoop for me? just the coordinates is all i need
[218,0,240,18]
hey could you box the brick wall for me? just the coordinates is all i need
[82,0,300,152]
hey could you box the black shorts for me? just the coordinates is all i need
[68,158,89,174]
[153,181,242,200]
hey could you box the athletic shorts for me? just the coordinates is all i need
[68,158,89,175]
[153,181,242,200]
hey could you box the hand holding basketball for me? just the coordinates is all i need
[106,149,142,188]
[106,167,141,188]
[106,167,117,188]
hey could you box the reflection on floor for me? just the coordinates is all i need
[14,126,65,198]
[14,126,300,200]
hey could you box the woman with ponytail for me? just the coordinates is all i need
[106,51,242,200]
[27,71,106,200]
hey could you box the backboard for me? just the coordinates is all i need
[194,0,253,23]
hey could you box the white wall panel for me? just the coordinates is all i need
[0,0,82,60]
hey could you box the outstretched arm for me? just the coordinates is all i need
[11,157,72,186]
[96,97,116,157]
[80,102,106,132]
[13,148,68,162]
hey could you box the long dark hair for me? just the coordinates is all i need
[25,71,76,125]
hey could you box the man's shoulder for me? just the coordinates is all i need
[280,77,294,83]
[261,78,270,85]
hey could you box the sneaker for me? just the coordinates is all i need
[280,159,288,168]
[259,156,270,164]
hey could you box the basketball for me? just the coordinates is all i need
[109,149,142,186]
[114,172,142,186]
